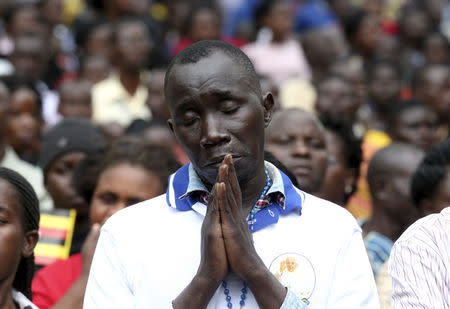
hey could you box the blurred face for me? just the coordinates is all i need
[424,35,450,65]
[6,88,42,156]
[319,130,353,205]
[116,22,151,70]
[420,67,450,117]
[90,164,164,225]
[190,8,220,42]
[41,0,63,25]
[146,71,170,121]
[402,11,430,43]
[46,152,88,217]
[390,106,441,152]
[0,179,37,284]
[316,77,358,124]
[369,65,401,106]
[11,36,48,81]
[8,5,40,36]
[86,24,113,61]
[355,14,382,55]
[264,1,293,42]
[167,52,272,186]
[142,126,175,150]
[266,111,327,193]
[59,85,92,119]
[330,61,366,105]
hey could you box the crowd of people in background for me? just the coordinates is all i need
[0,0,449,308]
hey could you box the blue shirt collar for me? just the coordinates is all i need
[166,162,303,231]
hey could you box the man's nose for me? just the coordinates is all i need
[199,115,231,148]
[291,139,310,157]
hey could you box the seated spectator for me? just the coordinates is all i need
[58,80,92,119]
[362,60,402,131]
[8,32,60,126]
[78,54,111,85]
[362,143,424,276]
[145,68,170,122]
[318,117,362,206]
[2,77,43,165]
[315,74,359,126]
[0,81,52,211]
[0,2,40,57]
[422,32,450,65]
[173,3,244,56]
[388,206,450,309]
[32,138,180,309]
[411,138,450,215]
[265,108,328,195]
[125,119,189,165]
[91,18,151,127]
[242,0,311,86]
[40,118,105,255]
[387,100,444,152]
[0,167,40,308]
[413,64,450,125]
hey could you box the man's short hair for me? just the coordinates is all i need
[411,139,450,206]
[164,40,260,94]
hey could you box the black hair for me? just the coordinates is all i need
[343,9,367,42]
[366,59,402,82]
[264,151,299,188]
[0,75,43,114]
[3,2,37,28]
[411,139,450,206]
[74,19,111,49]
[387,100,436,130]
[125,119,168,136]
[165,40,260,96]
[320,116,362,202]
[74,137,180,205]
[0,167,39,299]
[182,2,221,37]
[254,0,284,29]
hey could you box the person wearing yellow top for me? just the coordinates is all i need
[92,18,152,127]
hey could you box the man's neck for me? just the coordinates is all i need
[363,207,404,242]
[0,278,17,309]
[240,164,267,216]
[119,68,141,96]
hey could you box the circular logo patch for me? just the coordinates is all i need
[269,253,316,300]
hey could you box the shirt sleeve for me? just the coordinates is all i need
[280,289,309,309]
[388,240,448,309]
[327,229,380,309]
[83,227,134,308]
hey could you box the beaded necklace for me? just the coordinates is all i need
[221,169,272,308]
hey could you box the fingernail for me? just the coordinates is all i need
[92,223,100,230]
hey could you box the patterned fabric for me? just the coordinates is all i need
[280,289,309,309]
[388,207,450,309]
[364,231,394,277]
[169,161,303,232]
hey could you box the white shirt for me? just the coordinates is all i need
[388,207,450,309]
[12,289,38,309]
[84,164,378,309]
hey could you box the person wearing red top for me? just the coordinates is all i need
[32,138,180,309]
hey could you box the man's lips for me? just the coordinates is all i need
[204,155,242,167]
[290,164,312,177]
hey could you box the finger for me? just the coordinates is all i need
[224,155,242,206]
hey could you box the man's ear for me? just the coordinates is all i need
[22,230,39,258]
[371,175,389,201]
[263,93,275,128]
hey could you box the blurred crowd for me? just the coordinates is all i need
[0,0,449,308]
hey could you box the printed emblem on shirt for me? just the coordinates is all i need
[269,252,316,302]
